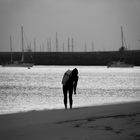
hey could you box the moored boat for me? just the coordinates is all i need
[107,61,134,68]
[2,26,34,68]
[107,26,134,68]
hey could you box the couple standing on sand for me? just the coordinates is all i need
[62,68,79,109]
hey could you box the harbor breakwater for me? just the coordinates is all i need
[0,50,140,66]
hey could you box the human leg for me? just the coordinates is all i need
[63,85,68,109]
[69,86,73,109]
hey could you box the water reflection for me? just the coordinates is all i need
[0,66,140,114]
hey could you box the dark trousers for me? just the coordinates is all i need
[63,85,73,109]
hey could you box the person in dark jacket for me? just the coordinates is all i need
[62,68,79,109]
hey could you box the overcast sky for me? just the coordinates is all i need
[0,0,140,52]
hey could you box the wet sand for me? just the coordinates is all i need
[0,102,140,140]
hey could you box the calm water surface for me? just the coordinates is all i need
[0,66,140,114]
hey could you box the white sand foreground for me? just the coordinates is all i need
[0,102,140,140]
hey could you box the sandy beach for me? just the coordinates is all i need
[0,102,140,140]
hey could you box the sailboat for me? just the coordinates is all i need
[107,26,134,68]
[2,26,34,68]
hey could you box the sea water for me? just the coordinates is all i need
[0,66,140,114]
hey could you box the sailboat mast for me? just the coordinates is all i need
[68,37,70,52]
[92,42,94,52]
[21,26,24,62]
[71,38,74,52]
[10,36,13,63]
[121,26,124,47]
[56,32,58,52]
[34,39,36,52]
